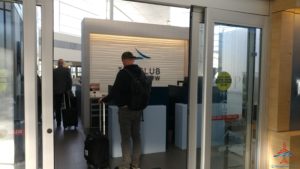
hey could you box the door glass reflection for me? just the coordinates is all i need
[0,1,25,169]
[210,24,261,169]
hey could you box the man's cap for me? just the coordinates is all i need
[121,51,137,60]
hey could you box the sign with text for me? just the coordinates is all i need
[215,71,232,91]
[90,34,187,93]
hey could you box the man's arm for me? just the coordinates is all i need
[101,70,124,103]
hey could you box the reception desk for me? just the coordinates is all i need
[175,103,225,149]
[108,105,166,158]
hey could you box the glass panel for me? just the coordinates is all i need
[210,24,261,169]
[36,5,42,169]
[77,67,81,77]
[53,0,190,36]
[0,1,25,169]
[196,23,205,168]
[71,66,76,78]
[54,0,109,36]
[114,0,190,27]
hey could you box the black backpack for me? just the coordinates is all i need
[125,69,153,111]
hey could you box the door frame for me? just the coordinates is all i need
[23,0,38,168]
[38,0,54,169]
[24,0,54,169]
[188,5,269,169]
[187,6,205,169]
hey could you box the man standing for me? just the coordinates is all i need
[101,51,146,169]
[53,59,72,128]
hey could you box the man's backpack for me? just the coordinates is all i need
[125,69,153,111]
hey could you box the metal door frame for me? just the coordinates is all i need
[187,6,205,169]
[24,0,54,169]
[38,0,54,168]
[24,0,38,168]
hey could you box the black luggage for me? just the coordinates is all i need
[62,92,78,129]
[84,103,109,169]
[84,130,109,169]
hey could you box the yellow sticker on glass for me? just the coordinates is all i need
[0,69,7,93]
[215,71,232,91]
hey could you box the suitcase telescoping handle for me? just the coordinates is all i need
[62,92,71,110]
[100,102,106,136]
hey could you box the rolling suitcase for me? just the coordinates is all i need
[84,103,109,169]
[62,92,78,129]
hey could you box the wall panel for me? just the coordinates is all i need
[90,34,187,93]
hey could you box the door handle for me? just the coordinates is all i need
[47,128,52,134]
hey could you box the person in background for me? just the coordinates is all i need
[101,51,145,169]
[53,59,72,128]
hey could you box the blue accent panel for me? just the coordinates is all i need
[273,152,292,158]
[135,48,151,59]
[290,14,300,130]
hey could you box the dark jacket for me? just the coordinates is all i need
[53,66,72,94]
[102,64,145,107]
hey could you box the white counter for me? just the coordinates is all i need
[175,103,225,150]
[108,105,166,158]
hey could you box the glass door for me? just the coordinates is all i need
[199,8,267,169]
[0,1,25,168]
[209,24,261,169]
[0,0,54,168]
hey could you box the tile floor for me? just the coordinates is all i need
[53,121,244,169]
[53,121,189,169]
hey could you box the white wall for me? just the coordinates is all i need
[54,32,81,62]
[55,32,81,43]
[144,0,269,15]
